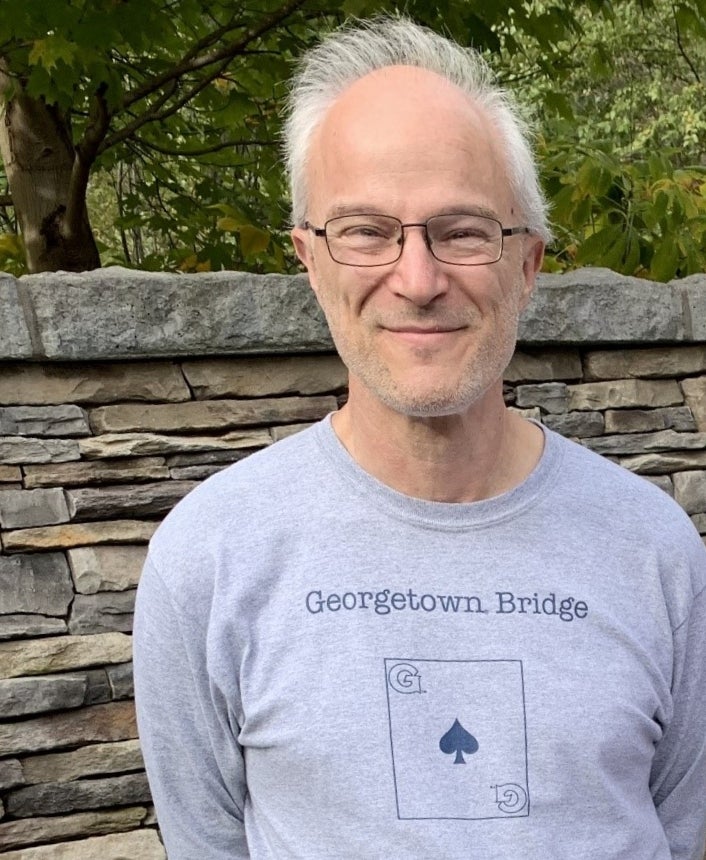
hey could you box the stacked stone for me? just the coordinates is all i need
[0,284,347,858]
[506,346,706,532]
[0,267,704,855]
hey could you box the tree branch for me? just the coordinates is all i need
[100,56,232,153]
[119,0,307,115]
[672,3,701,82]
[101,78,178,150]
[134,136,277,157]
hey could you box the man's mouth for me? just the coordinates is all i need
[380,324,467,347]
[382,321,467,334]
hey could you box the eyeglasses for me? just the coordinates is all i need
[304,213,530,267]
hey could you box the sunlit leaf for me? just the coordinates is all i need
[0,233,24,256]
[239,224,270,257]
[28,35,78,72]
[216,216,242,233]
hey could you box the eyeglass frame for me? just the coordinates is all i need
[302,213,531,267]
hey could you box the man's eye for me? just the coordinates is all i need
[341,224,391,240]
[440,228,489,242]
[349,226,383,236]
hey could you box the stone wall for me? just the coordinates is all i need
[0,266,705,857]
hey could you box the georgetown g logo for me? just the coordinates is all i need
[387,661,423,694]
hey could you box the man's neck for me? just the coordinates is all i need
[331,382,544,503]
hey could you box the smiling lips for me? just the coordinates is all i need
[385,325,465,334]
[381,324,467,348]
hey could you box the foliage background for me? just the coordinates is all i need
[523,0,706,281]
[0,0,704,279]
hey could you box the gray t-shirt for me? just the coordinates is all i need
[134,417,706,859]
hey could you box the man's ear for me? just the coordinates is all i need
[519,237,545,310]
[291,226,320,295]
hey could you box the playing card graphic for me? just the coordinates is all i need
[384,658,529,820]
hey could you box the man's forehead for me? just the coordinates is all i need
[323,64,485,129]
[306,64,511,218]
[309,64,501,177]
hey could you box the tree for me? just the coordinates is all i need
[0,0,320,272]
[1,0,703,277]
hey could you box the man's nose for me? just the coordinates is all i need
[388,225,449,306]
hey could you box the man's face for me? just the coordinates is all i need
[292,66,544,419]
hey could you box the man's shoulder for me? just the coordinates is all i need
[551,426,679,506]
[549,426,704,557]
[547,429,706,618]
[147,421,326,567]
[190,420,322,495]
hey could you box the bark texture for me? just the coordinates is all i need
[0,77,100,273]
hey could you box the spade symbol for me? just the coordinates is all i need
[439,718,479,764]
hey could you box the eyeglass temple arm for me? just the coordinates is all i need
[303,222,327,237]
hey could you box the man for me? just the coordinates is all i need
[134,18,706,859]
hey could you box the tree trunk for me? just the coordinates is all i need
[0,89,101,273]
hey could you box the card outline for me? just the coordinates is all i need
[384,657,530,821]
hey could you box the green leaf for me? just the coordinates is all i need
[623,229,642,274]
[570,195,594,229]
[649,238,680,281]
[0,232,23,256]
[216,216,242,233]
[575,225,625,266]
[0,232,27,275]
[653,190,670,222]
[544,91,574,121]
[209,203,247,219]
[28,35,78,72]
[678,231,706,275]
[540,253,565,273]
[239,224,270,257]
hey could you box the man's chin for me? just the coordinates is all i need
[373,384,486,419]
[344,355,500,420]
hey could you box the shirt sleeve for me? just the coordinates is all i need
[133,556,249,859]
[650,583,706,860]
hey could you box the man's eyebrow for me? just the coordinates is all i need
[437,204,501,220]
[326,203,388,218]
[324,203,503,219]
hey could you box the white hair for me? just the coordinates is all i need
[283,16,552,242]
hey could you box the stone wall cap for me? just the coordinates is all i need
[535,267,656,289]
[0,266,703,362]
[0,275,34,359]
[673,273,706,287]
[15,267,332,361]
[519,267,686,345]
[673,274,706,340]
